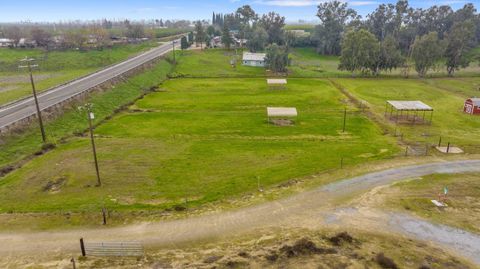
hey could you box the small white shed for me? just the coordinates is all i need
[242,52,266,67]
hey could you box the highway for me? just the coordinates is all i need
[0,40,178,130]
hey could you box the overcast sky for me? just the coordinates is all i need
[0,0,477,23]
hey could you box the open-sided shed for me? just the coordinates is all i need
[385,100,433,124]
[267,107,297,126]
[267,79,287,90]
[464,98,480,115]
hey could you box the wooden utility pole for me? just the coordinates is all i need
[19,57,46,143]
[79,103,101,187]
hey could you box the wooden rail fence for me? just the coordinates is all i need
[80,238,144,257]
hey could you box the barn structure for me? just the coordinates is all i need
[242,52,266,67]
[267,107,297,126]
[267,79,287,90]
[463,98,480,115]
[384,100,433,124]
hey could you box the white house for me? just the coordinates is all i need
[0,38,14,47]
[242,52,266,67]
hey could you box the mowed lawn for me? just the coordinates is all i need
[289,47,347,77]
[0,78,398,213]
[334,78,480,148]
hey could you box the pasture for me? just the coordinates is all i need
[0,78,398,220]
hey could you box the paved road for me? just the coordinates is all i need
[0,40,178,129]
[1,159,480,264]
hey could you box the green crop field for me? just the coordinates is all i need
[334,78,480,148]
[0,41,159,105]
[0,77,398,227]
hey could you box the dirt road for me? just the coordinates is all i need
[2,159,480,264]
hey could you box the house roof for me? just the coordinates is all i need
[267,79,287,85]
[468,98,480,106]
[387,101,433,111]
[243,52,266,61]
[267,107,298,117]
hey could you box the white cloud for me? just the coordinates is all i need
[253,0,378,7]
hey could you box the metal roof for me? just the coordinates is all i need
[387,101,433,111]
[267,79,287,85]
[468,98,480,106]
[243,52,266,62]
[267,107,298,117]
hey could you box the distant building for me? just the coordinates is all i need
[286,30,310,37]
[242,52,266,67]
[464,98,480,115]
[0,38,14,47]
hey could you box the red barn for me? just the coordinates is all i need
[464,98,480,115]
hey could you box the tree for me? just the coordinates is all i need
[314,1,357,55]
[188,32,194,44]
[236,5,257,47]
[207,25,216,36]
[89,26,110,49]
[126,24,145,39]
[259,12,285,45]
[265,43,289,73]
[181,36,189,50]
[194,21,206,49]
[339,29,380,75]
[221,23,233,50]
[411,32,445,77]
[30,27,51,48]
[445,20,476,76]
[246,26,268,52]
[5,26,22,47]
[378,35,404,73]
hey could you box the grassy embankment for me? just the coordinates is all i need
[0,41,159,105]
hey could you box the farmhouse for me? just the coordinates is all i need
[463,98,480,115]
[385,100,433,124]
[242,52,266,67]
[267,79,287,90]
[267,107,297,126]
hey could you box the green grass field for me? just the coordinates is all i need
[334,78,480,149]
[0,42,159,104]
[383,173,480,234]
[0,78,398,218]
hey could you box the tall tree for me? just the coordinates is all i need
[5,26,22,47]
[314,1,358,55]
[30,27,51,48]
[411,32,445,77]
[236,5,257,47]
[377,35,405,73]
[221,23,233,50]
[445,20,476,76]
[258,12,285,45]
[194,21,206,49]
[265,43,289,73]
[246,26,268,52]
[181,36,189,50]
[339,29,380,75]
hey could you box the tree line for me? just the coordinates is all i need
[314,1,479,76]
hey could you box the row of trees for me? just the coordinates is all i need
[327,0,479,76]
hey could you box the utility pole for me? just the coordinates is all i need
[79,103,101,187]
[19,57,46,143]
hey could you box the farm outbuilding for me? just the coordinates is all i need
[267,107,297,126]
[242,52,266,67]
[267,79,287,90]
[463,98,480,115]
[385,100,433,124]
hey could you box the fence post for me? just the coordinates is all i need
[342,108,347,133]
[447,142,450,153]
[405,146,408,156]
[80,238,86,257]
[340,157,344,169]
[425,144,429,156]
[71,258,76,269]
[438,136,442,147]
[102,207,107,225]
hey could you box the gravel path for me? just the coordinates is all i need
[1,159,480,263]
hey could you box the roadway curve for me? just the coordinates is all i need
[1,159,480,264]
[0,40,178,129]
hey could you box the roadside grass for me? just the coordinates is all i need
[0,78,398,220]
[0,41,159,104]
[0,59,173,169]
[382,173,480,234]
[333,78,480,148]
[175,49,264,77]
